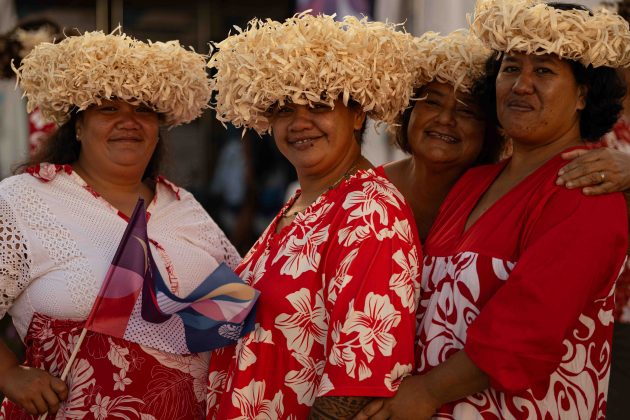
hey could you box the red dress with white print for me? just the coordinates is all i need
[420,151,627,419]
[206,167,422,419]
[603,118,630,323]
[2,314,210,420]
[0,163,241,420]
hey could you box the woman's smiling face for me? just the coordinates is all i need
[269,99,365,176]
[495,52,586,145]
[75,99,160,174]
[407,81,486,168]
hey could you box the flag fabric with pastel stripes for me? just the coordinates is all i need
[84,199,258,354]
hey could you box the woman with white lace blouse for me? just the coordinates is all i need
[0,30,240,418]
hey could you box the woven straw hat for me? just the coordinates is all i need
[471,0,630,68]
[14,28,212,127]
[413,30,492,93]
[208,12,420,135]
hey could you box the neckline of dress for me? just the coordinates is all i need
[269,168,372,242]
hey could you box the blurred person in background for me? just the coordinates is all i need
[0,29,240,418]
[205,12,423,418]
[0,18,60,180]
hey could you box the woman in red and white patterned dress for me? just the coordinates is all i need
[0,30,239,419]
[356,2,630,419]
[205,13,422,419]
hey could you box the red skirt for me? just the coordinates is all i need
[1,313,208,419]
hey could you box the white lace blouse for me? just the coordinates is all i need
[0,164,241,340]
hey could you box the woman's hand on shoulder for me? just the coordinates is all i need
[352,375,439,420]
[0,364,68,415]
[557,148,630,195]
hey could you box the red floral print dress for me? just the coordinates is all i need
[206,167,422,419]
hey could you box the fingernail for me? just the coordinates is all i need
[566,182,573,188]
[556,178,564,185]
[558,169,564,175]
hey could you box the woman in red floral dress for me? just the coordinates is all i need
[0,30,240,419]
[205,13,423,419]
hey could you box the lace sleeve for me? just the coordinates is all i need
[0,195,32,319]
[191,202,242,270]
[206,218,241,270]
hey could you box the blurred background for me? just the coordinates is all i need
[0,0,604,377]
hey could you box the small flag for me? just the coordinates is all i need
[84,199,258,354]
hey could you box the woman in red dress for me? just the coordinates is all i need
[356,1,630,419]
[205,13,423,419]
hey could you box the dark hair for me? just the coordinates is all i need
[395,87,504,166]
[475,48,626,142]
[16,110,166,179]
[349,99,368,145]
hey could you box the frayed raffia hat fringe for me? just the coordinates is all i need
[208,12,419,135]
[413,30,492,93]
[13,27,212,127]
[471,0,630,68]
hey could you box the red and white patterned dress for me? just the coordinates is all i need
[419,150,627,419]
[0,163,241,419]
[206,167,422,419]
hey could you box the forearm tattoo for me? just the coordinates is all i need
[309,396,373,419]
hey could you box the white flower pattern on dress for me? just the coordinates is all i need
[384,363,412,392]
[389,247,420,312]
[344,293,401,361]
[235,324,274,371]
[113,369,132,391]
[420,252,614,419]
[231,379,285,420]
[207,370,228,411]
[272,204,333,279]
[276,288,327,354]
[240,248,270,287]
[328,294,402,380]
[327,248,358,306]
[285,352,326,405]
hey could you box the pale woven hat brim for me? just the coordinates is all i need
[208,12,420,135]
[13,28,212,127]
[471,0,630,68]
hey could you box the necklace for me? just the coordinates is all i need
[280,161,361,219]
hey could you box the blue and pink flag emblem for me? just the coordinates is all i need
[84,199,258,354]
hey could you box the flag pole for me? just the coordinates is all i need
[60,328,88,381]
[37,328,87,420]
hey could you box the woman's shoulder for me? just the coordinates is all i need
[152,176,215,221]
[0,170,47,195]
[154,175,184,201]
